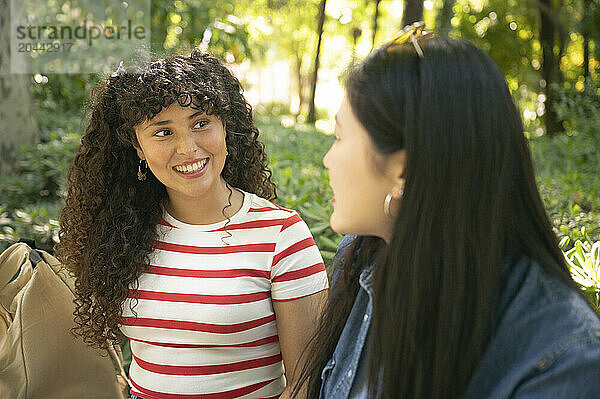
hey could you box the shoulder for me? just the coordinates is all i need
[230,192,305,233]
[238,194,317,254]
[498,257,600,339]
[244,193,298,221]
[464,257,600,398]
[245,192,293,214]
[513,258,600,368]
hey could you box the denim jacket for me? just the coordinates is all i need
[319,235,600,399]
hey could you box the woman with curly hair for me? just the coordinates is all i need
[55,49,328,399]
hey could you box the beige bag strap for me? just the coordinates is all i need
[0,243,31,287]
[107,335,130,399]
[108,341,128,379]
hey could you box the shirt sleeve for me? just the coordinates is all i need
[270,211,329,301]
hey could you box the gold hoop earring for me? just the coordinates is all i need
[383,186,404,217]
[137,159,147,181]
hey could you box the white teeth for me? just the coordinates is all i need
[175,159,207,173]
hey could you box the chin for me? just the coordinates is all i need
[329,213,351,236]
[331,214,384,240]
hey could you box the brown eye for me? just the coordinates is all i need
[194,120,209,129]
[153,129,171,137]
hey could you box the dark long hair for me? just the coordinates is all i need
[55,49,276,349]
[295,38,584,398]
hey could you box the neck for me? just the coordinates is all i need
[165,178,244,225]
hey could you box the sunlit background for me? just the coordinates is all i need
[9,0,599,135]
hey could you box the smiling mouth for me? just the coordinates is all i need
[173,158,208,174]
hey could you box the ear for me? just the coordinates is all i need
[385,149,407,186]
[133,142,145,160]
[132,130,145,160]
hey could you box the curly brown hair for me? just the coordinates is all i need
[55,49,277,349]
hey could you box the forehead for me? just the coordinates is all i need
[336,97,352,120]
[134,104,223,131]
[337,96,392,163]
[147,103,214,121]
[336,97,364,135]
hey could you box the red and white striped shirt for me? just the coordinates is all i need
[120,191,328,399]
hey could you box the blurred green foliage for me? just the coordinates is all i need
[530,82,600,247]
[554,83,600,144]
[0,133,77,251]
[31,74,97,132]
[0,204,61,251]
[14,0,151,74]
[150,0,251,61]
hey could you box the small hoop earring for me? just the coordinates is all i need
[383,186,404,217]
[137,159,147,181]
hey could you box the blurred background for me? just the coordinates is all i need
[0,0,599,307]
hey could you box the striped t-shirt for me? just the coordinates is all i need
[120,191,329,399]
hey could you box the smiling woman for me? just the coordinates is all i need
[55,50,328,399]
[134,105,237,224]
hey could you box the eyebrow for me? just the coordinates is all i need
[144,120,170,130]
[143,111,208,131]
[188,111,206,120]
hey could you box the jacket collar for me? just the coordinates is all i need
[359,264,375,291]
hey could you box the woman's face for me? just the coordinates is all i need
[133,103,228,205]
[323,97,405,242]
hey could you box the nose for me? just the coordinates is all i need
[176,130,198,155]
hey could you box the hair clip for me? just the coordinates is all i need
[111,61,126,77]
[383,21,433,58]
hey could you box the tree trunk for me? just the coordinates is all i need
[307,0,327,124]
[436,0,456,36]
[582,0,591,82]
[402,0,424,27]
[294,52,305,119]
[583,33,590,82]
[372,0,383,49]
[0,0,39,173]
[538,0,563,136]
